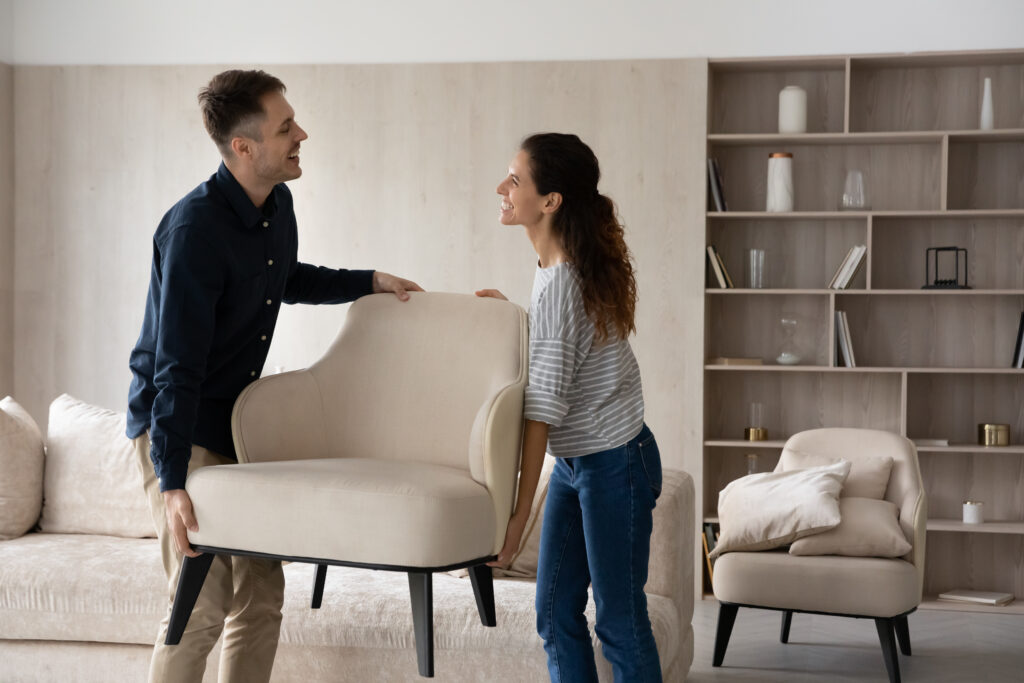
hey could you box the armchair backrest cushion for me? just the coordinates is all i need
[777,428,926,586]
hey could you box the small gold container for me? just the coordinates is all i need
[744,427,768,441]
[977,423,1010,446]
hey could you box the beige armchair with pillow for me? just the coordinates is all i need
[165,292,528,678]
[711,428,926,683]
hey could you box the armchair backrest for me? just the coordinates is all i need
[231,293,528,526]
[778,428,927,588]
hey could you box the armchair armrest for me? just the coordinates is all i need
[231,370,327,464]
[646,469,695,626]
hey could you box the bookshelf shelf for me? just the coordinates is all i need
[701,49,1024,609]
[928,520,1024,534]
[920,597,1024,616]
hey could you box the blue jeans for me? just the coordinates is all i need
[535,424,663,683]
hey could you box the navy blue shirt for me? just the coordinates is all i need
[127,163,374,491]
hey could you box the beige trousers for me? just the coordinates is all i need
[134,434,285,683]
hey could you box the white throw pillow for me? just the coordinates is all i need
[709,460,851,560]
[779,449,893,499]
[39,394,155,538]
[789,497,912,557]
[0,397,45,539]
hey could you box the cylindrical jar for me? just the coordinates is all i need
[778,85,807,134]
[766,153,794,212]
[962,501,984,524]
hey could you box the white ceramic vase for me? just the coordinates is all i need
[980,77,994,130]
[778,85,807,134]
[766,153,794,212]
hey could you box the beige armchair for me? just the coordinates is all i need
[164,292,528,678]
[711,428,926,683]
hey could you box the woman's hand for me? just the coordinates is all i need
[487,511,529,568]
[475,289,508,301]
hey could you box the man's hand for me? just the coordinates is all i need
[474,289,508,301]
[487,511,528,569]
[372,271,424,301]
[163,489,201,558]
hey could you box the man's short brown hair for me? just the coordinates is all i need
[198,70,286,155]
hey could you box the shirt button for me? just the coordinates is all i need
[250,371,256,377]
[266,299,272,305]
[267,259,274,266]
[262,221,270,228]
[260,335,267,341]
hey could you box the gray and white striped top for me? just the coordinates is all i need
[524,262,644,457]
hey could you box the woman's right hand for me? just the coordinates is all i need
[475,289,508,301]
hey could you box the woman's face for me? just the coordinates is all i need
[496,149,547,227]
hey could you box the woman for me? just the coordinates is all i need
[477,133,662,682]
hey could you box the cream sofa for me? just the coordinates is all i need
[0,394,694,682]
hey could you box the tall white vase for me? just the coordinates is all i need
[766,153,794,213]
[980,77,994,130]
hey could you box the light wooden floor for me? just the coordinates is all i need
[687,599,1024,682]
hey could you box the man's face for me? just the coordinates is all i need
[246,91,308,184]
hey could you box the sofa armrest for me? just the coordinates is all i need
[231,370,327,463]
[646,469,695,626]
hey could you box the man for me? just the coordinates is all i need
[126,69,421,683]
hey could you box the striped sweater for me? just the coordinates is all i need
[524,262,644,457]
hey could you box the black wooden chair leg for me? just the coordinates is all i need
[894,614,911,656]
[780,610,793,643]
[165,552,215,645]
[875,617,902,683]
[311,564,328,609]
[468,564,496,627]
[408,572,434,677]
[712,602,739,667]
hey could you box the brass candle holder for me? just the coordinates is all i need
[977,423,1010,447]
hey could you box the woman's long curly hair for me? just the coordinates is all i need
[521,133,637,342]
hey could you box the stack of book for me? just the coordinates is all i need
[937,589,1015,606]
[707,158,728,212]
[1012,311,1024,369]
[706,245,734,289]
[835,311,856,367]
[702,522,720,581]
[828,245,867,289]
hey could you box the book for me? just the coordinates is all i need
[701,532,715,582]
[712,159,728,211]
[714,250,735,288]
[706,245,728,288]
[841,311,856,367]
[832,245,866,289]
[707,158,725,212]
[828,246,856,289]
[1013,311,1024,369]
[937,589,1015,606]
[912,438,949,447]
[836,311,856,367]
[709,357,763,366]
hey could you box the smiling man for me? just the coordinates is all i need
[125,69,421,683]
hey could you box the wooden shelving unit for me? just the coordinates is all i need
[701,49,1024,611]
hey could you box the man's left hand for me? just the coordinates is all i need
[372,271,424,301]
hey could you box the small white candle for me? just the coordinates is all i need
[962,501,984,524]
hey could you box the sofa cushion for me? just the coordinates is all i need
[789,497,912,557]
[187,458,496,568]
[713,549,919,617]
[710,460,850,559]
[779,448,893,499]
[0,397,46,540]
[39,395,154,538]
[0,533,681,678]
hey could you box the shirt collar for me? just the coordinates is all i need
[215,162,279,229]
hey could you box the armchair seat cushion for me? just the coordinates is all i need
[713,550,919,618]
[187,458,496,569]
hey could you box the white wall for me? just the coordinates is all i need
[0,0,11,64]
[10,0,1024,65]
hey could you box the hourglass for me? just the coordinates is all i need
[776,316,802,365]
